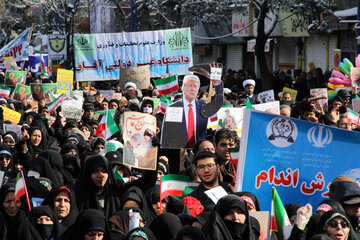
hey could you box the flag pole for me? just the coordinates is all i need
[159,175,162,215]
[20,170,32,211]
[21,23,34,71]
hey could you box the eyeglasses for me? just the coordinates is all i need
[196,163,216,171]
[328,220,349,229]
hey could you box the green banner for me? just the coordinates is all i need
[5,71,27,86]
[30,83,57,103]
[13,84,32,102]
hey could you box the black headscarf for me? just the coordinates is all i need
[74,154,121,219]
[202,194,257,240]
[176,226,206,240]
[124,227,157,240]
[149,213,182,240]
[41,186,79,230]
[59,209,111,240]
[27,126,47,157]
[284,203,302,219]
[0,212,6,240]
[120,186,151,222]
[29,205,62,239]
[38,150,73,185]
[0,182,41,240]
[234,191,262,211]
[318,210,355,240]
[62,153,81,179]
[108,207,145,239]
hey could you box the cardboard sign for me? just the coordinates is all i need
[0,106,21,124]
[61,91,83,120]
[123,112,157,170]
[310,88,328,107]
[5,70,26,86]
[98,90,115,101]
[3,57,20,70]
[30,83,57,103]
[351,67,360,88]
[215,107,244,137]
[13,84,32,102]
[120,65,150,89]
[210,67,222,80]
[281,87,297,102]
[257,90,275,103]
[112,93,122,100]
[253,101,280,115]
[249,211,269,240]
[57,69,74,94]
[4,124,22,139]
[352,98,360,114]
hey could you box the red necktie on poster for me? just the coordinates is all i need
[188,104,195,148]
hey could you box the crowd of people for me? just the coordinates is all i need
[0,65,359,240]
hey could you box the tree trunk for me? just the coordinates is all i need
[254,0,273,91]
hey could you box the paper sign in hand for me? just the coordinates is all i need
[205,186,228,204]
[210,67,222,81]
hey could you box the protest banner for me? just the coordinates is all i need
[281,87,297,102]
[253,101,280,115]
[61,91,83,120]
[13,84,32,102]
[123,112,157,170]
[235,109,360,211]
[216,107,244,137]
[98,90,115,101]
[48,35,67,60]
[5,71,26,86]
[23,54,49,78]
[310,88,328,107]
[4,124,22,139]
[257,90,274,103]
[56,69,73,94]
[30,83,57,103]
[74,28,192,81]
[120,65,150,89]
[3,57,20,70]
[351,67,360,88]
[112,93,122,100]
[0,27,32,62]
[352,98,360,114]
[0,106,21,124]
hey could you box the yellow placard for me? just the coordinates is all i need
[56,69,73,94]
[281,87,298,102]
[0,106,21,124]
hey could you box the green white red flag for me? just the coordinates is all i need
[40,51,50,79]
[270,187,292,240]
[95,109,119,139]
[153,75,179,95]
[14,170,31,210]
[158,95,173,114]
[47,93,64,112]
[347,108,359,126]
[160,174,198,201]
[0,86,11,98]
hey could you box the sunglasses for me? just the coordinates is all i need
[328,220,349,228]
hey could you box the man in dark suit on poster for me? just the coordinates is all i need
[161,74,223,149]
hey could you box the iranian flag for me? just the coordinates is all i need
[270,187,292,240]
[47,94,64,112]
[347,108,359,126]
[14,170,31,210]
[153,75,179,95]
[160,174,198,201]
[95,109,119,139]
[40,51,50,79]
[0,86,11,98]
[158,95,173,114]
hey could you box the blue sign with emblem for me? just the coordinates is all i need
[235,109,360,210]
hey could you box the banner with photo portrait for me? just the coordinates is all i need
[30,83,57,103]
[235,109,360,211]
[123,112,157,170]
[13,84,33,102]
[61,91,83,120]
